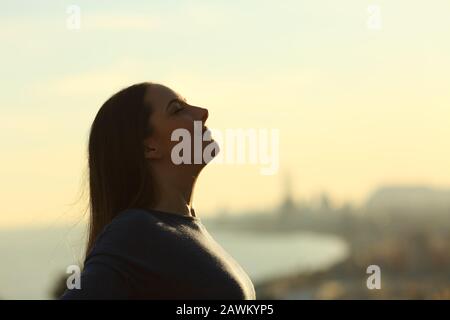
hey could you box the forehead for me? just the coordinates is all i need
[145,84,181,110]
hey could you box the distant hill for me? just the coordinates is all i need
[365,186,450,212]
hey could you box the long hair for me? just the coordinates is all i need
[85,82,156,256]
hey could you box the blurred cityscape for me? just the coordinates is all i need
[49,182,450,300]
[207,182,450,299]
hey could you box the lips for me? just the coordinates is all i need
[203,126,212,140]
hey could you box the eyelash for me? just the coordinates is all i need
[173,101,186,113]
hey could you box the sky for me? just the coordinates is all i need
[1,0,449,228]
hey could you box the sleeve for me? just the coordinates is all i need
[60,255,131,300]
[60,210,156,300]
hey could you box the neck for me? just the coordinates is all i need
[149,166,199,218]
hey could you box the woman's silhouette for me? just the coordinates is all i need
[61,82,255,299]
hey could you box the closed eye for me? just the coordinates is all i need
[172,100,186,114]
[167,97,188,114]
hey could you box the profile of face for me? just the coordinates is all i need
[143,84,218,177]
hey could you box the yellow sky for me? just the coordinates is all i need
[1,0,449,228]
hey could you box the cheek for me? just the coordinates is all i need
[162,120,194,149]
[168,118,195,136]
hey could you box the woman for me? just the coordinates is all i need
[61,82,256,299]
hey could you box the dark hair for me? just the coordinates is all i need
[85,82,156,256]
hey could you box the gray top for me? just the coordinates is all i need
[61,208,256,299]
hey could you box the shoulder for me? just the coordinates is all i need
[88,208,164,258]
[110,208,160,229]
[105,208,161,236]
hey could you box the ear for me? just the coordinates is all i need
[143,137,162,160]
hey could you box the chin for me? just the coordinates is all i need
[204,140,220,161]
